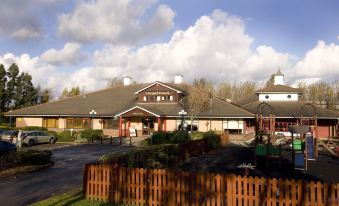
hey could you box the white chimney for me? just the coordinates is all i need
[123,76,132,86]
[274,69,284,85]
[174,75,183,84]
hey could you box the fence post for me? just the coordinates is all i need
[226,175,233,206]
[83,163,89,199]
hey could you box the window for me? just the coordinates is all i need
[170,96,173,101]
[143,96,147,101]
[103,118,119,129]
[66,118,91,129]
[157,96,161,101]
[43,118,59,128]
[265,95,269,99]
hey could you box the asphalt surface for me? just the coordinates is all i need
[0,143,135,206]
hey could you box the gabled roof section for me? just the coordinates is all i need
[134,81,183,94]
[115,106,161,117]
[256,85,302,94]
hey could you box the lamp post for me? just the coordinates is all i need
[178,109,187,131]
[89,109,97,143]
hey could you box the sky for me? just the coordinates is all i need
[0,0,339,98]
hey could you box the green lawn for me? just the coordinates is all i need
[30,189,116,206]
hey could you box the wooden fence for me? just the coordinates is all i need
[84,165,339,206]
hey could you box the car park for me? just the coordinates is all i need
[22,131,57,146]
[0,140,16,155]
[0,130,18,143]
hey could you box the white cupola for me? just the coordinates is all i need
[274,69,284,85]
[174,74,183,84]
[123,76,132,86]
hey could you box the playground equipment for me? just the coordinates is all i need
[289,125,315,171]
[254,102,282,167]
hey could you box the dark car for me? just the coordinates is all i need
[0,130,18,143]
[0,140,17,155]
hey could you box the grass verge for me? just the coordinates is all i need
[30,189,116,206]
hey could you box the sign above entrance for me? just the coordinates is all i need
[145,91,170,95]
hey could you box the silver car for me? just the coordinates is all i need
[0,130,19,143]
[21,131,57,146]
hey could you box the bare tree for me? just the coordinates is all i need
[193,78,214,94]
[180,87,210,135]
[107,77,124,88]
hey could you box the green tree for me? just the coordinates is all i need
[40,88,52,103]
[6,63,19,110]
[0,64,6,119]
[15,72,38,108]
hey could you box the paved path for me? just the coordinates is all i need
[0,143,136,206]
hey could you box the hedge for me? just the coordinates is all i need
[99,144,179,169]
[0,150,52,171]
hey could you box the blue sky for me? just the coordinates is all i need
[0,0,338,96]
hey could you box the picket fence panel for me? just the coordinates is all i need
[84,164,339,206]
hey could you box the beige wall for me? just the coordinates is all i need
[92,119,103,129]
[166,119,177,131]
[59,118,66,129]
[211,120,223,132]
[16,117,43,128]
[198,120,210,132]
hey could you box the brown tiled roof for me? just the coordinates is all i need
[5,82,254,118]
[256,85,302,94]
[233,93,258,107]
[6,84,147,117]
[241,101,339,119]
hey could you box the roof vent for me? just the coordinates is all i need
[123,77,132,86]
[174,75,183,84]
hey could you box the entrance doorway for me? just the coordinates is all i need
[142,118,154,135]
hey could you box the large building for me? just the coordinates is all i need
[5,73,339,138]
[234,71,339,138]
[5,75,254,137]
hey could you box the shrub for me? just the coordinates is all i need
[170,131,190,144]
[20,126,48,131]
[191,132,204,140]
[18,150,52,165]
[80,129,103,141]
[150,131,168,144]
[57,130,78,142]
[0,125,15,131]
[203,131,221,149]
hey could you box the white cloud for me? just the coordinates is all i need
[0,0,63,41]
[89,10,289,84]
[10,26,41,40]
[58,0,175,44]
[40,42,86,66]
[290,41,339,83]
[1,9,339,99]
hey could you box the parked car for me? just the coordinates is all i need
[22,131,57,146]
[0,129,4,135]
[0,140,17,155]
[0,130,18,143]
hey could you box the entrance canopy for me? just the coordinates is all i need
[115,106,161,118]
